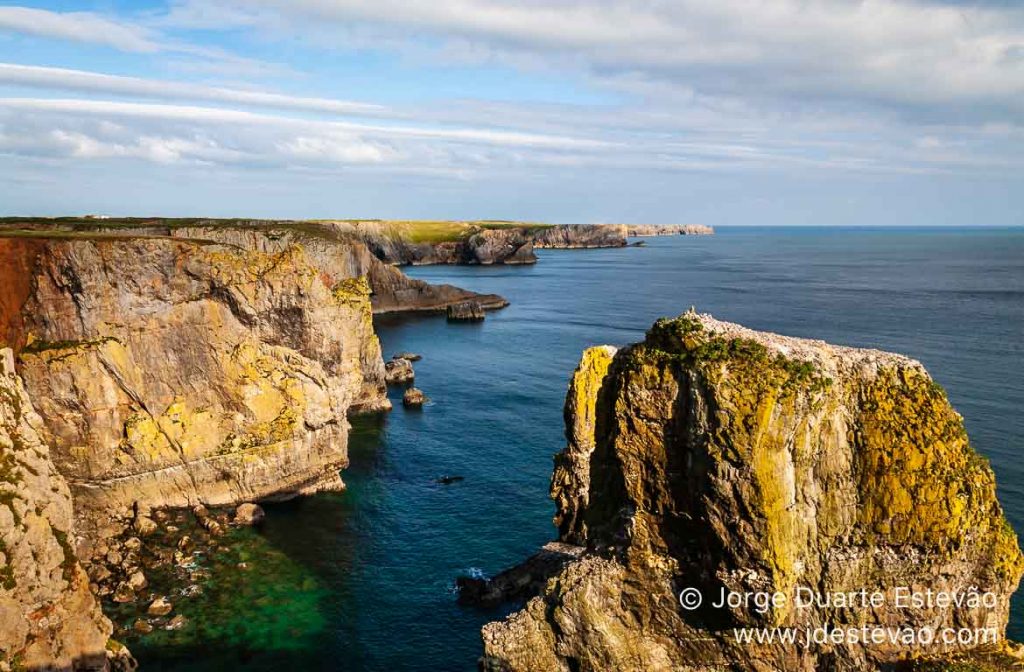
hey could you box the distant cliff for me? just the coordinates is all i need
[626,224,715,236]
[330,221,629,264]
[481,313,1024,671]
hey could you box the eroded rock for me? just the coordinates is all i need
[481,313,1024,672]
[403,388,428,408]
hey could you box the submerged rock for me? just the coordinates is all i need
[394,352,422,362]
[147,596,173,617]
[403,388,428,407]
[233,503,266,527]
[385,357,415,384]
[436,475,465,485]
[447,301,485,322]
[481,313,1024,672]
[165,614,188,631]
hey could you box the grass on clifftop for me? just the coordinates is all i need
[0,217,554,244]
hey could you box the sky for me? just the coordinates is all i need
[1,1,1022,225]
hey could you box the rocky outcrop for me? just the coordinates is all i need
[384,357,415,384]
[364,260,508,314]
[0,349,117,671]
[0,232,390,516]
[447,302,486,322]
[403,388,427,407]
[626,224,715,236]
[481,313,1024,671]
[532,224,627,249]
[328,221,537,266]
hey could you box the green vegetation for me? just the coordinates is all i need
[19,336,122,364]
[0,538,15,590]
[0,216,554,245]
[52,528,77,582]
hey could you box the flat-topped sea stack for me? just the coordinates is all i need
[480,312,1024,671]
[626,224,715,236]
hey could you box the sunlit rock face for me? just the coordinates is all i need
[482,313,1024,672]
[0,349,114,671]
[1,233,389,514]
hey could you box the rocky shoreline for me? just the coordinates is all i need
[3,220,1019,672]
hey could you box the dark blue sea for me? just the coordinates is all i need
[137,227,1024,670]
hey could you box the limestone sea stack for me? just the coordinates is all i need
[481,313,1024,672]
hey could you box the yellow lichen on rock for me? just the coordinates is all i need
[483,313,1024,672]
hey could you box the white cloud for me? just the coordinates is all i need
[0,63,386,117]
[0,6,159,52]
[172,0,1024,120]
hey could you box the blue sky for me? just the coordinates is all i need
[1,1,1022,225]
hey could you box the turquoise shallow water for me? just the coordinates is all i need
[134,227,1024,670]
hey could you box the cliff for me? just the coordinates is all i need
[0,349,121,671]
[532,224,627,249]
[481,313,1024,671]
[0,220,510,316]
[329,221,628,262]
[332,221,538,266]
[626,224,715,236]
[0,231,391,517]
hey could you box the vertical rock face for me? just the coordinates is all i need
[0,349,113,671]
[482,313,1024,671]
[1,233,390,514]
[532,224,628,249]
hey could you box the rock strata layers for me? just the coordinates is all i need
[1,232,389,515]
[626,224,715,236]
[481,313,1024,672]
[532,224,627,249]
[0,349,116,671]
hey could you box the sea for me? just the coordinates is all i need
[130,227,1024,671]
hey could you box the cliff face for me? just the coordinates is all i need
[0,232,390,515]
[482,313,1024,671]
[626,224,715,236]
[333,221,626,262]
[0,349,114,671]
[161,225,510,314]
[532,224,627,249]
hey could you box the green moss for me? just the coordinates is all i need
[20,336,121,359]
[0,491,22,527]
[52,528,77,582]
[0,538,15,590]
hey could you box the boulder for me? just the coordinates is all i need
[147,596,173,617]
[393,352,422,361]
[233,502,266,526]
[403,388,428,408]
[384,357,415,384]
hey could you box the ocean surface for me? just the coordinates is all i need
[134,227,1024,670]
